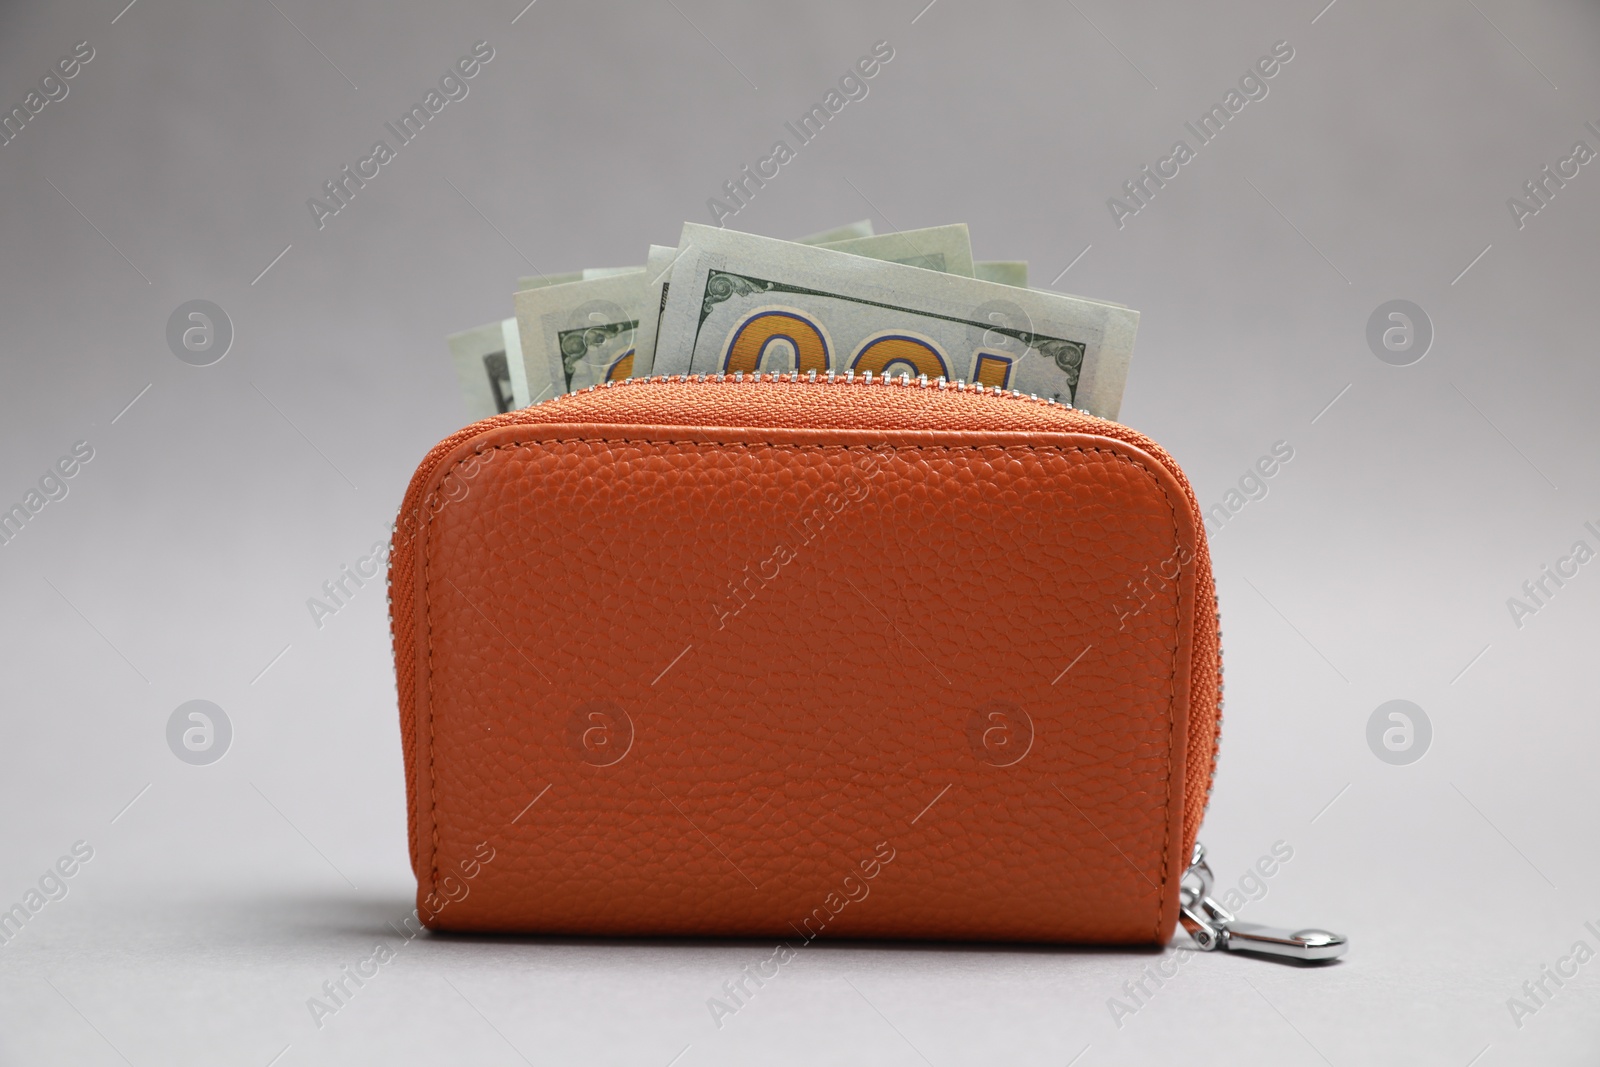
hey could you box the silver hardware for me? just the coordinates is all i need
[1179,842,1347,963]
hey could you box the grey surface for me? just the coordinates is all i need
[1,0,1597,1063]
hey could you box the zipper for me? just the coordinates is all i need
[1179,842,1347,962]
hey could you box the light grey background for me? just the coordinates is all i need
[1,0,1596,1063]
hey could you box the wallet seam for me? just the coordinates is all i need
[420,436,1185,935]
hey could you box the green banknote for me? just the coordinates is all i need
[976,261,1028,287]
[818,224,975,276]
[447,318,522,420]
[650,223,1137,419]
[794,220,873,244]
[636,224,974,377]
[513,270,647,400]
[630,244,685,380]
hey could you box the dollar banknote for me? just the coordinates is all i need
[582,266,643,279]
[635,225,974,377]
[976,261,1027,287]
[795,220,873,244]
[515,270,583,291]
[501,223,882,395]
[513,270,648,400]
[818,223,975,276]
[630,243,686,380]
[447,318,522,420]
[649,223,1137,419]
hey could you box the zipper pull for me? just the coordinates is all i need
[1178,841,1348,962]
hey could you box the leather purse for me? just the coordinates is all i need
[388,372,1340,957]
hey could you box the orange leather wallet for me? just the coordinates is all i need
[390,373,1227,946]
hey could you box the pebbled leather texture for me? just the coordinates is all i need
[389,375,1220,944]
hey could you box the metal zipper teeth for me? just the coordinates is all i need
[548,368,1122,425]
[1207,596,1225,817]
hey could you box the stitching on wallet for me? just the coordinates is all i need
[423,501,438,899]
[419,437,1187,932]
